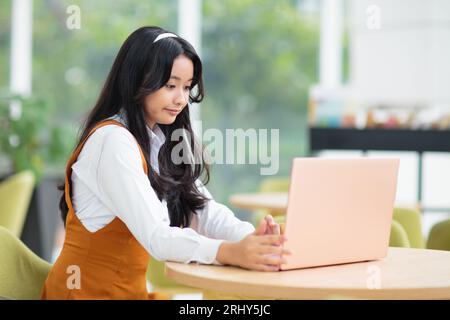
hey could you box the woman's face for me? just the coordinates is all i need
[143,54,194,129]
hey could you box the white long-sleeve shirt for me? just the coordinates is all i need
[70,113,255,264]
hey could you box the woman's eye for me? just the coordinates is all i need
[165,84,190,91]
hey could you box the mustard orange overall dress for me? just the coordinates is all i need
[41,120,167,299]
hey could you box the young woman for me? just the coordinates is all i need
[41,26,289,300]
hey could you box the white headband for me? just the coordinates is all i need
[153,33,178,43]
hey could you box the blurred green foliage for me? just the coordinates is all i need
[201,0,319,201]
[0,92,74,182]
[0,0,176,181]
[0,0,319,206]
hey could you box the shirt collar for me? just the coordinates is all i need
[147,124,166,146]
[110,112,166,145]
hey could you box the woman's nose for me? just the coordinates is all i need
[174,89,187,106]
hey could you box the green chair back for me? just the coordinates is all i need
[427,219,450,251]
[0,171,35,237]
[389,219,411,248]
[146,256,200,298]
[0,226,51,299]
[393,207,425,248]
[147,256,181,288]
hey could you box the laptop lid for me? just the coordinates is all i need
[280,158,399,270]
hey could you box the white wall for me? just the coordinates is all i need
[340,0,450,237]
[349,0,450,105]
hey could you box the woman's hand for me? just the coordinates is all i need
[216,234,291,272]
[253,214,281,236]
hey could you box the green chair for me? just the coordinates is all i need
[0,226,51,299]
[389,220,411,248]
[427,219,450,251]
[146,256,201,299]
[392,207,425,248]
[0,171,35,237]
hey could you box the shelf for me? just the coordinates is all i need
[310,127,450,153]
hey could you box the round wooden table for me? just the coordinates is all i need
[229,192,288,215]
[165,247,450,299]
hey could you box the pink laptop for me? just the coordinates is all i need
[280,158,400,270]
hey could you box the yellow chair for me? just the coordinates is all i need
[0,226,51,299]
[146,256,201,299]
[427,218,450,251]
[0,171,35,237]
[389,220,411,248]
[392,207,425,248]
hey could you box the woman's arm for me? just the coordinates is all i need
[193,181,281,240]
[96,127,224,264]
[95,127,287,270]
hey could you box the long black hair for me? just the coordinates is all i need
[59,26,210,228]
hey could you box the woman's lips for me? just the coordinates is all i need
[164,108,181,116]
